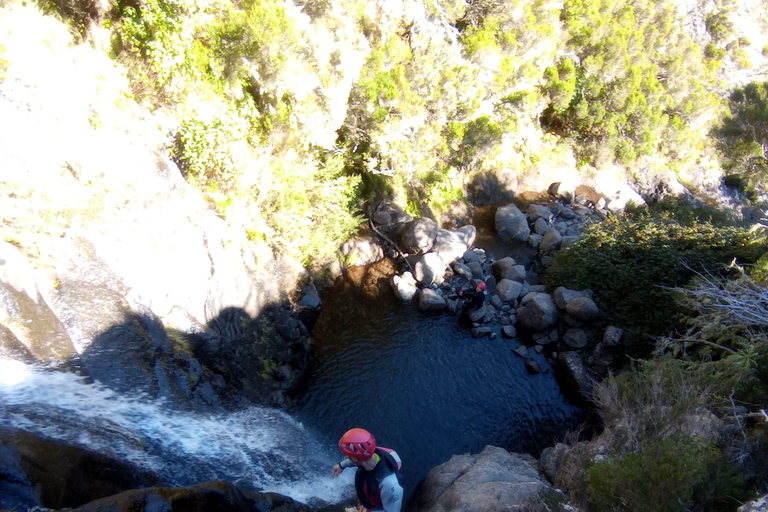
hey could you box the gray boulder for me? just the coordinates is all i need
[517,293,559,332]
[533,217,549,235]
[401,218,438,254]
[557,351,594,399]
[553,286,590,309]
[495,204,530,242]
[408,253,447,286]
[603,326,623,345]
[409,445,550,512]
[563,328,588,349]
[496,279,523,303]
[391,272,419,302]
[462,248,486,265]
[467,305,488,324]
[419,288,447,312]
[451,261,473,280]
[492,257,525,282]
[565,296,600,321]
[432,226,476,265]
[539,227,562,254]
[528,204,553,223]
[339,236,384,266]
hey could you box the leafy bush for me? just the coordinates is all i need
[586,436,719,512]
[541,199,766,356]
[0,44,7,82]
[543,0,721,166]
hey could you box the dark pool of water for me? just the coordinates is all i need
[295,274,583,497]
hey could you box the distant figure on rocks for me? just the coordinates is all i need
[455,281,486,325]
[331,428,403,512]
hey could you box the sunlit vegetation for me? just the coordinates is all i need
[714,81,768,201]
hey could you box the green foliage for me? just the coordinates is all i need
[171,99,261,191]
[208,0,297,85]
[446,115,503,169]
[705,11,733,43]
[586,436,719,512]
[0,44,7,82]
[542,198,765,356]
[35,0,98,39]
[543,59,578,113]
[543,0,721,166]
[256,153,364,267]
[714,81,768,200]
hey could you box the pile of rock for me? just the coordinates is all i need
[375,197,626,401]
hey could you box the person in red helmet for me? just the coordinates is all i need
[331,428,403,512]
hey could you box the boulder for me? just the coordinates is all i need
[409,445,550,512]
[548,182,574,203]
[565,296,600,321]
[71,481,312,512]
[495,204,530,242]
[467,261,484,280]
[419,288,447,312]
[553,287,590,309]
[408,253,447,286]
[492,257,525,282]
[471,327,492,339]
[496,279,523,303]
[451,261,473,281]
[432,226,476,265]
[502,325,517,339]
[462,249,486,265]
[467,305,488,324]
[738,495,768,512]
[533,217,549,235]
[525,359,540,374]
[391,272,419,302]
[563,328,588,349]
[539,228,562,254]
[528,204,553,223]
[556,351,594,400]
[339,236,384,266]
[603,326,623,345]
[517,293,559,332]
[401,218,438,254]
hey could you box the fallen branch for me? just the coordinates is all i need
[368,217,414,272]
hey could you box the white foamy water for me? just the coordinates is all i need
[0,358,354,506]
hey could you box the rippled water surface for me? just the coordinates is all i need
[296,262,583,496]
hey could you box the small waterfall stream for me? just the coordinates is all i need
[0,358,354,507]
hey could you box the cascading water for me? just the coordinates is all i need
[0,357,354,507]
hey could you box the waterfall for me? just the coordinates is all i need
[0,357,353,507]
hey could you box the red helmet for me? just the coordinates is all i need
[477,281,486,291]
[339,428,376,460]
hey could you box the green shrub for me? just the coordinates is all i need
[705,11,733,43]
[586,437,719,512]
[714,81,768,200]
[0,44,7,82]
[541,198,765,356]
[544,0,721,166]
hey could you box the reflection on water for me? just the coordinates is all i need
[296,260,582,497]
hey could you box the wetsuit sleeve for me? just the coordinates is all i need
[378,473,403,512]
[339,458,355,469]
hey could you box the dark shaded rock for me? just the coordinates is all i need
[563,328,588,349]
[419,289,447,312]
[565,296,600,321]
[496,279,522,302]
[401,218,438,254]
[539,228,562,254]
[603,325,623,345]
[0,429,160,509]
[517,293,558,332]
[556,352,594,402]
[467,305,487,323]
[525,359,540,374]
[501,325,517,339]
[470,327,492,339]
[71,481,312,512]
[0,439,39,511]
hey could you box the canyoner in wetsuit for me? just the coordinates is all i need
[331,428,403,512]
